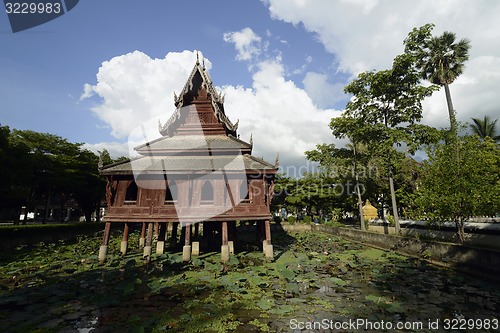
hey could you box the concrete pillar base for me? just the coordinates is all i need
[98,245,108,263]
[156,241,165,255]
[228,241,234,254]
[221,245,230,262]
[139,237,145,248]
[182,245,192,261]
[191,241,200,256]
[143,245,152,261]
[264,244,274,259]
[262,240,268,254]
[120,241,128,255]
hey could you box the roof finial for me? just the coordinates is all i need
[158,119,163,134]
[250,133,253,146]
[275,152,280,167]
[196,50,200,64]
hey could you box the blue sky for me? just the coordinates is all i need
[2,0,500,173]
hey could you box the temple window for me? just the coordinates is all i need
[165,181,177,204]
[124,181,138,205]
[240,179,250,203]
[200,181,213,205]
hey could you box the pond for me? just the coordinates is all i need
[0,229,499,332]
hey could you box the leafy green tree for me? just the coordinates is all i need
[470,116,500,142]
[0,126,27,221]
[417,136,500,243]
[306,139,381,230]
[5,129,105,224]
[404,23,471,133]
[328,53,438,232]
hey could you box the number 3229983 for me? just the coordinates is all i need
[5,2,62,14]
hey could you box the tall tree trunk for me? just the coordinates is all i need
[384,115,400,234]
[355,173,366,231]
[444,84,457,133]
[456,217,465,244]
[389,174,400,234]
[353,142,366,231]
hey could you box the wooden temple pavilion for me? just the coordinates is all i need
[98,57,278,263]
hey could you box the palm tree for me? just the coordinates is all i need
[470,116,500,142]
[405,26,470,133]
[419,32,470,133]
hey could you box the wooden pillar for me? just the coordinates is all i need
[221,221,229,262]
[143,222,153,261]
[192,223,200,256]
[222,221,228,245]
[170,222,178,248]
[99,222,111,263]
[263,220,273,259]
[120,223,129,255]
[264,220,272,244]
[156,222,166,255]
[139,222,146,248]
[182,223,191,261]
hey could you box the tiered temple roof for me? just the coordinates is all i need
[100,57,276,176]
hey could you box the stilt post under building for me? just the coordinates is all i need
[264,219,273,259]
[99,222,111,263]
[139,222,146,248]
[120,222,129,255]
[221,221,230,262]
[156,222,166,255]
[182,223,191,261]
[170,222,178,248]
[143,222,153,261]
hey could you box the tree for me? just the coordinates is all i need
[404,23,471,134]
[470,116,500,142]
[329,53,438,233]
[273,171,339,222]
[306,139,381,230]
[5,129,105,223]
[417,136,500,243]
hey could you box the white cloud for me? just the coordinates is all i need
[81,50,211,139]
[222,60,341,174]
[83,141,129,159]
[302,71,346,108]
[223,27,262,61]
[82,49,341,175]
[265,0,500,128]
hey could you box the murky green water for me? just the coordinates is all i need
[0,230,499,332]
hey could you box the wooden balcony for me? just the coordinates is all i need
[104,203,271,223]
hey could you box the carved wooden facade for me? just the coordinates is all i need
[98,58,277,262]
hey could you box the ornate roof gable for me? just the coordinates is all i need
[159,55,238,137]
